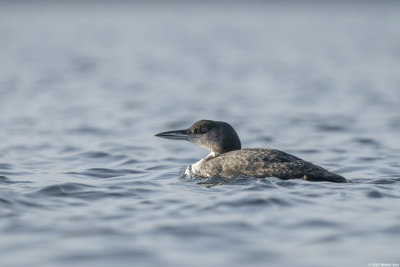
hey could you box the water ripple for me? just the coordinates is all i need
[68,168,146,179]
[292,219,343,229]
[0,176,11,183]
[0,163,12,170]
[1,2,400,267]
[29,183,96,197]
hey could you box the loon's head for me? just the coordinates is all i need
[155,120,241,155]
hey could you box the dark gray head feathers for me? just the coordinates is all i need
[187,120,241,154]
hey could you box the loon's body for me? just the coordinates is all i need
[155,120,346,183]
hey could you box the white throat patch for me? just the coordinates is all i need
[184,152,216,177]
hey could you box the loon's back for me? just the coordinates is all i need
[199,148,346,183]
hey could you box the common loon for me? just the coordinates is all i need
[155,120,346,183]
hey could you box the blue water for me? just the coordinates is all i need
[1,1,400,266]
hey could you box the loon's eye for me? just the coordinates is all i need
[195,128,207,134]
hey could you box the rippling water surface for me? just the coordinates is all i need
[1,1,400,266]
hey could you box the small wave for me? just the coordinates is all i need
[70,56,97,74]
[181,170,267,187]
[59,146,80,153]
[358,156,382,162]
[366,190,384,198]
[354,137,381,147]
[118,159,139,166]
[366,189,399,199]
[0,163,12,170]
[275,180,301,188]
[243,182,278,191]
[0,170,30,176]
[316,124,347,132]
[312,235,342,244]
[292,219,343,229]
[27,182,136,200]
[184,174,254,187]
[369,178,400,184]
[29,183,96,197]
[145,165,172,171]
[66,126,111,136]
[0,196,12,205]
[71,151,128,162]
[68,168,146,179]
[332,166,365,174]
[296,149,320,154]
[0,176,31,184]
[80,151,111,158]
[211,196,292,208]
[383,225,400,234]
[0,176,11,183]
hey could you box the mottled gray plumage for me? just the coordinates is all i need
[197,148,345,182]
[155,120,346,183]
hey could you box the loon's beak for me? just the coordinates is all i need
[155,130,193,141]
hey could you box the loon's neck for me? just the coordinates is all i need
[195,152,217,168]
[186,152,217,177]
[204,151,217,161]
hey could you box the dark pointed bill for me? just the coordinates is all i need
[154,130,192,141]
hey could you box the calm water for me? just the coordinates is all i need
[1,1,400,266]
